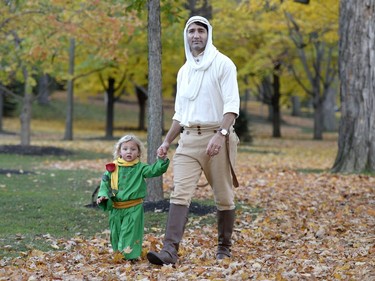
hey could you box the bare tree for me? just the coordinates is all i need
[146,0,164,201]
[332,1,375,173]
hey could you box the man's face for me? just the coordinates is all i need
[187,22,208,56]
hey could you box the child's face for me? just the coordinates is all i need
[119,140,140,162]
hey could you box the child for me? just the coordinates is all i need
[97,134,169,261]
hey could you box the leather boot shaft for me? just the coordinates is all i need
[147,203,189,265]
[217,209,235,259]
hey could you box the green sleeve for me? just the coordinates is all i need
[142,158,170,178]
[97,171,113,211]
[98,197,113,212]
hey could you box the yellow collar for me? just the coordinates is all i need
[115,157,139,167]
[110,158,139,193]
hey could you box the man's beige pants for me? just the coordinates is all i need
[170,126,238,211]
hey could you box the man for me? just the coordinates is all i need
[147,15,240,265]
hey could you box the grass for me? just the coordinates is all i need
[0,95,159,257]
[0,147,112,257]
[0,92,314,259]
[0,167,107,257]
[0,147,221,259]
[4,94,375,280]
[0,158,220,258]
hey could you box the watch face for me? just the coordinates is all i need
[220,129,228,135]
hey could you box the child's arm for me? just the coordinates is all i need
[141,157,170,178]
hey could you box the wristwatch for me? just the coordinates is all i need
[218,128,229,136]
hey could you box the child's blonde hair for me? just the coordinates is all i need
[113,134,145,161]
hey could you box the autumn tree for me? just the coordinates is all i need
[212,0,293,138]
[0,1,47,145]
[45,1,140,140]
[73,1,186,139]
[284,0,338,140]
[332,1,375,173]
[211,0,338,140]
[185,0,212,18]
[0,1,141,143]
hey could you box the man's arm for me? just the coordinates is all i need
[157,120,182,158]
[219,112,237,133]
[206,112,237,157]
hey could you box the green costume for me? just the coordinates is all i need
[97,158,169,260]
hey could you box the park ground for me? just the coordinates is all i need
[0,97,374,280]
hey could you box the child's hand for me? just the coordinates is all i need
[157,144,168,159]
[97,196,108,204]
[157,150,167,160]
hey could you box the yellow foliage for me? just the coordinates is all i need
[211,0,338,99]
[1,0,338,104]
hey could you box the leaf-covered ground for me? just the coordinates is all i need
[1,138,374,280]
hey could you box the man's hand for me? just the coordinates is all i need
[206,113,236,157]
[206,133,225,157]
[157,142,170,159]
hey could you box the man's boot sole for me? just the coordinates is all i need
[216,253,231,260]
[147,252,168,265]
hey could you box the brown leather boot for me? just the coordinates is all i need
[147,204,189,265]
[216,209,235,259]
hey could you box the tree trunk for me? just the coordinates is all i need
[37,74,51,105]
[332,1,375,173]
[64,38,75,141]
[243,75,250,116]
[20,69,32,146]
[312,80,324,140]
[0,91,3,132]
[105,77,115,139]
[291,96,301,116]
[135,85,148,131]
[267,105,273,121]
[323,87,337,131]
[313,102,324,140]
[146,0,164,201]
[272,64,281,138]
